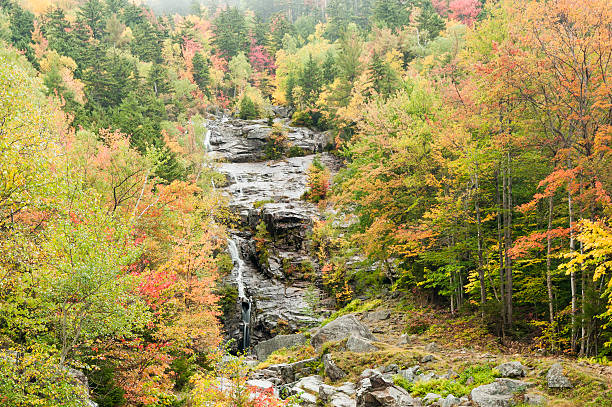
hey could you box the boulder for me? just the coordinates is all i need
[292,374,324,404]
[311,314,376,350]
[356,371,418,407]
[347,335,379,353]
[546,363,572,389]
[471,378,533,407]
[324,353,348,381]
[421,354,435,363]
[495,361,527,378]
[441,394,461,407]
[330,394,357,407]
[254,333,306,361]
[397,334,411,346]
[365,310,391,321]
[423,392,442,405]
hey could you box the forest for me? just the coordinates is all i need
[0,0,610,405]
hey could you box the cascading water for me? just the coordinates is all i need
[227,237,251,350]
[203,128,212,152]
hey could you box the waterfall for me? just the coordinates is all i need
[227,237,251,350]
[203,128,212,152]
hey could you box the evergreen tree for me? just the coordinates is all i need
[213,7,249,59]
[322,52,338,84]
[298,54,323,106]
[78,0,106,39]
[368,53,398,98]
[0,0,35,62]
[191,52,210,95]
[372,0,411,31]
[415,0,445,42]
[130,23,162,62]
[239,95,258,120]
[147,63,170,95]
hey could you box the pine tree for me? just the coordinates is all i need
[213,7,249,58]
[78,0,106,39]
[298,54,323,106]
[239,95,259,120]
[192,53,210,96]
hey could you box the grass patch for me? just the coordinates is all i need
[321,299,382,326]
[253,199,274,209]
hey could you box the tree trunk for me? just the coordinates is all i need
[475,164,486,317]
[546,194,555,325]
[503,153,513,328]
[496,168,506,332]
[568,171,576,352]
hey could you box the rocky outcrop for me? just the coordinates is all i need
[215,126,340,346]
[346,334,378,353]
[356,369,418,406]
[254,333,306,361]
[495,361,527,378]
[470,378,533,407]
[208,118,327,163]
[546,363,572,388]
[311,314,376,350]
[251,357,319,385]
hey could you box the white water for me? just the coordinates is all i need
[227,238,246,299]
[203,128,212,152]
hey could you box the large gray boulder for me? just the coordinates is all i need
[495,361,527,378]
[347,334,378,353]
[311,314,376,350]
[546,363,572,388]
[254,333,306,361]
[471,378,533,407]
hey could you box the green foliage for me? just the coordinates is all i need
[253,199,274,209]
[254,220,272,268]
[216,253,234,276]
[0,346,87,407]
[393,363,498,397]
[239,95,259,120]
[87,361,126,407]
[214,283,239,319]
[264,124,289,159]
[213,7,249,58]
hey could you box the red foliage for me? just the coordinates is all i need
[249,38,276,73]
[432,0,482,26]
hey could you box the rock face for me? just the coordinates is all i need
[495,361,527,378]
[254,333,306,361]
[346,335,379,353]
[546,363,572,388]
[208,118,328,163]
[470,378,532,407]
[311,314,377,350]
[210,113,342,348]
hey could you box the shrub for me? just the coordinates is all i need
[290,108,329,130]
[264,124,289,159]
[303,156,330,203]
[239,95,259,120]
[254,220,272,267]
